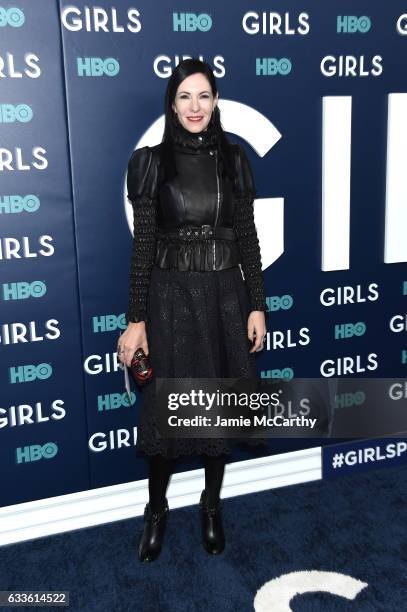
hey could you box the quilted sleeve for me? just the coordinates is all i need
[233,144,268,317]
[125,146,158,324]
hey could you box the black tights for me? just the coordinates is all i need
[148,453,227,513]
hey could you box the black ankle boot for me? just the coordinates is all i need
[199,489,225,555]
[138,498,169,563]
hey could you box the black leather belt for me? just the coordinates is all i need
[157,224,236,241]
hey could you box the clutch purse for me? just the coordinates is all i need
[130,347,153,386]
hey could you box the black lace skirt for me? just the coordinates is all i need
[135,264,268,459]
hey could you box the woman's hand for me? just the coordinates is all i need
[117,321,149,367]
[247,311,267,353]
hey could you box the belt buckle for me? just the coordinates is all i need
[201,224,213,239]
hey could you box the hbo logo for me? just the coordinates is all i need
[256,58,292,76]
[261,368,294,381]
[16,442,58,464]
[0,7,24,27]
[3,281,46,300]
[77,57,119,77]
[9,363,52,384]
[266,295,293,312]
[173,12,212,32]
[336,16,371,33]
[98,392,136,411]
[93,314,128,332]
[334,322,366,339]
[0,195,40,213]
[0,104,32,123]
[335,391,365,409]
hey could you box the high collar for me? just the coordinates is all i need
[172,118,219,153]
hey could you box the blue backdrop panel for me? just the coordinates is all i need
[1,0,407,508]
[0,1,89,506]
[58,1,157,488]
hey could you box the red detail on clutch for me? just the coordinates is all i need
[130,348,153,386]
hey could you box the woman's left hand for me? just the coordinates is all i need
[247,311,267,353]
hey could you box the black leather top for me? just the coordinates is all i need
[125,122,267,322]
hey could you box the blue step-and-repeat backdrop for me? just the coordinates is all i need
[1,1,407,508]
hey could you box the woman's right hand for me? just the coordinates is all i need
[117,321,149,368]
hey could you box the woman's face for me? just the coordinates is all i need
[172,72,218,133]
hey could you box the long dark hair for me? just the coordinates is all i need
[159,58,236,183]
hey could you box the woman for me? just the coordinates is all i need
[117,58,268,563]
